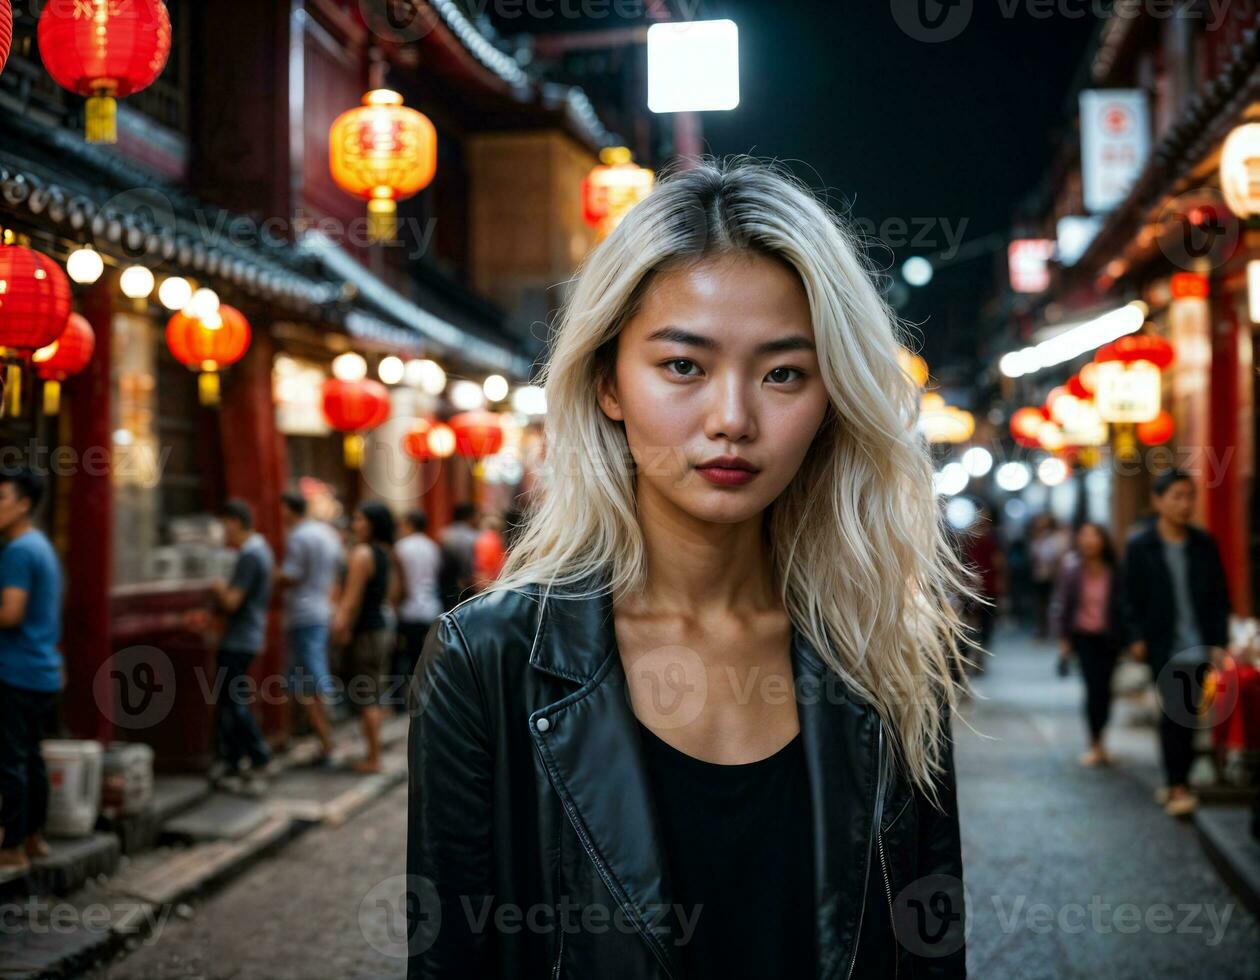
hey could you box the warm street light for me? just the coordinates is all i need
[119,265,155,300]
[66,246,104,285]
[158,276,193,311]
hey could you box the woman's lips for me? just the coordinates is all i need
[695,465,758,487]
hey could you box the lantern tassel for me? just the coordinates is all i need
[344,433,365,469]
[4,363,21,418]
[368,199,398,243]
[198,371,221,406]
[42,380,62,416]
[85,95,118,144]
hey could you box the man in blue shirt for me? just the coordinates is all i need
[209,499,275,795]
[0,466,63,871]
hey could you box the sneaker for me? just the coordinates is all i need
[1164,793,1199,818]
[1079,749,1105,768]
[216,773,246,794]
[207,761,236,786]
[240,772,269,798]
[0,847,31,872]
[24,835,51,859]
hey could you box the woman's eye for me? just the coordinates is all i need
[766,366,804,384]
[663,358,700,377]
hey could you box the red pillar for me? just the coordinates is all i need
[1206,297,1250,616]
[218,328,289,738]
[62,283,115,743]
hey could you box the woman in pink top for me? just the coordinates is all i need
[1050,523,1124,767]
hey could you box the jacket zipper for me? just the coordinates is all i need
[845,720,888,980]
[877,825,897,979]
[551,921,565,979]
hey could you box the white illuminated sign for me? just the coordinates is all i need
[647,20,740,113]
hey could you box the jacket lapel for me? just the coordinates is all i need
[793,628,882,980]
[527,575,881,980]
[527,577,685,980]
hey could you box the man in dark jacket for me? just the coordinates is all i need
[1120,469,1231,818]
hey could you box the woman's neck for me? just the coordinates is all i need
[633,484,778,616]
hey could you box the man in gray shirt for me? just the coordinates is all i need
[210,499,275,792]
[276,492,342,761]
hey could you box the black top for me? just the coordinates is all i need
[353,542,389,635]
[637,721,816,980]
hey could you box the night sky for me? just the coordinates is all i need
[696,0,1099,379]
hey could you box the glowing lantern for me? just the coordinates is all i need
[322,377,390,468]
[401,418,436,462]
[1066,370,1095,400]
[1,1,12,76]
[1136,410,1175,446]
[33,312,95,414]
[1097,334,1175,371]
[916,392,975,444]
[1038,422,1067,452]
[330,89,437,242]
[898,348,929,387]
[166,305,251,406]
[38,0,172,144]
[582,147,655,239]
[1092,334,1173,424]
[1169,273,1209,301]
[1221,123,1260,219]
[427,422,456,459]
[449,411,504,459]
[1010,407,1046,448]
[0,246,72,416]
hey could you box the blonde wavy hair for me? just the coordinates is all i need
[490,156,980,795]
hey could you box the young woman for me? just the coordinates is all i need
[1051,522,1124,767]
[331,500,396,773]
[407,159,977,979]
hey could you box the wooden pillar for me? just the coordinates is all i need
[62,283,115,743]
[218,329,289,738]
[1207,291,1252,616]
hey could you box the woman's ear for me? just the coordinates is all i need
[596,369,625,422]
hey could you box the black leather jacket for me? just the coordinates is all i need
[407,576,967,979]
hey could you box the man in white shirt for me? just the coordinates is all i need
[394,510,443,713]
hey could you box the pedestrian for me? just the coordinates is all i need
[437,502,478,610]
[393,510,442,713]
[1030,513,1069,638]
[407,160,971,978]
[209,499,276,795]
[0,467,62,871]
[332,501,396,773]
[1051,522,1124,767]
[1121,469,1231,817]
[275,491,342,764]
[471,513,506,590]
[961,504,1003,656]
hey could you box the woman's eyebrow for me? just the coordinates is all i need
[645,326,816,355]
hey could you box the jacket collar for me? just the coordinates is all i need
[526,570,882,980]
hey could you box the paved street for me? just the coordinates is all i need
[958,629,1260,979]
[84,631,1260,980]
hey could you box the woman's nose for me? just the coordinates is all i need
[703,374,757,443]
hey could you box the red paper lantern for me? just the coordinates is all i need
[1095,334,1174,371]
[1136,410,1175,446]
[449,411,504,459]
[1,1,13,76]
[1169,273,1209,301]
[1010,407,1045,448]
[330,89,437,242]
[38,0,172,143]
[166,305,251,406]
[0,246,72,416]
[322,377,390,468]
[401,418,435,462]
[33,312,95,414]
[582,146,655,238]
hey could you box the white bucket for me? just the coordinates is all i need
[102,742,154,816]
[41,739,104,838]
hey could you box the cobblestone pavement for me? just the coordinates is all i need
[90,740,411,980]
[89,631,1260,980]
[958,629,1260,980]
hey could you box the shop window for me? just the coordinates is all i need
[111,312,225,586]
